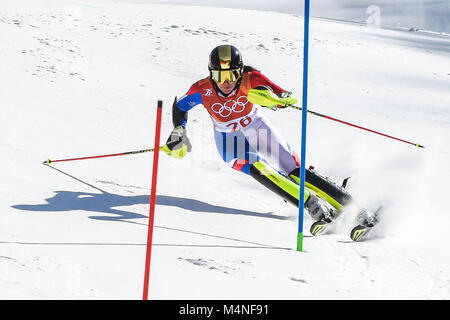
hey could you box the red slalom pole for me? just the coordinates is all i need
[143,100,163,300]
[43,148,158,165]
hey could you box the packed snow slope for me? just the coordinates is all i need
[1,0,449,299]
[122,0,450,34]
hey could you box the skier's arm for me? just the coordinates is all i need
[172,82,203,128]
[163,83,203,159]
[249,71,297,109]
[249,71,285,95]
[172,97,188,128]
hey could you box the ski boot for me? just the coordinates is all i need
[306,195,337,236]
[350,206,382,241]
[289,166,352,212]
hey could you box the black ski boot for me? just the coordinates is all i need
[288,166,352,210]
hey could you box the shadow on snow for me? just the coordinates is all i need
[11,190,285,222]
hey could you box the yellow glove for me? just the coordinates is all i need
[161,144,189,159]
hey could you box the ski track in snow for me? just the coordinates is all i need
[1,0,449,299]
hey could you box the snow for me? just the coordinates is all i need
[105,0,450,34]
[1,0,449,299]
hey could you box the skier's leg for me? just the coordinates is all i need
[249,159,310,207]
[250,160,335,222]
[213,129,258,175]
[288,167,352,210]
[240,114,339,220]
[213,128,311,207]
[238,113,351,210]
[241,113,299,176]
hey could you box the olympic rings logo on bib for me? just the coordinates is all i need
[211,96,248,118]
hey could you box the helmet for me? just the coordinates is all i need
[208,45,243,84]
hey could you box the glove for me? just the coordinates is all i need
[248,87,297,111]
[161,126,192,159]
[276,91,297,108]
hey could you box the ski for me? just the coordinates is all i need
[310,220,329,236]
[350,225,371,242]
[297,165,381,241]
[350,206,383,242]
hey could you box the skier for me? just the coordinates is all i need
[161,44,350,225]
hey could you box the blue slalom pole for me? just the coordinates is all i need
[297,0,310,252]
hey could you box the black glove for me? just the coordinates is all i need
[165,126,192,152]
[161,126,192,159]
[277,91,297,108]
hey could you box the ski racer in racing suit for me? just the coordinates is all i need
[162,45,350,222]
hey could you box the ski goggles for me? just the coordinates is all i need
[210,68,242,83]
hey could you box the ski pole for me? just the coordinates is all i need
[288,104,425,148]
[43,147,161,165]
[246,89,425,149]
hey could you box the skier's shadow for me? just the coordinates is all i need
[12,164,285,222]
[12,190,285,222]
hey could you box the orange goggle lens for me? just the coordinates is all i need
[210,69,242,83]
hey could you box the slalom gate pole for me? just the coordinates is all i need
[43,148,159,165]
[297,0,310,252]
[143,100,163,300]
[289,105,425,148]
